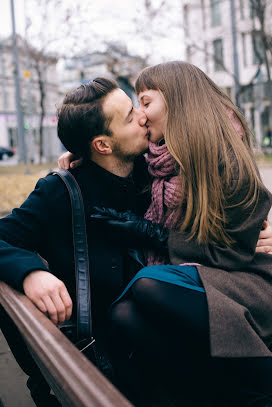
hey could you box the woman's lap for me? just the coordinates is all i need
[110,265,272,402]
[114,264,205,305]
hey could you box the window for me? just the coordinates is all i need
[250,107,255,130]
[211,0,221,26]
[225,87,232,98]
[183,5,189,37]
[249,0,255,18]
[261,107,270,146]
[201,0,206,29]
[186,45,192,63]
[242,33,247,66]
[264,81,270,100]
[252,32,265,64]
[204,42,209,73]
[213,39,224,71]
[8,128,17,148]
[241,84,253,103]
[240,0,245,19]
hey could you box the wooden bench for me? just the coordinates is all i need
[0,282,133,407]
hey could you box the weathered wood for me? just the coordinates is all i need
[0,282,133,407]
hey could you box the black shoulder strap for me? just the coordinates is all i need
[48,169,92,341]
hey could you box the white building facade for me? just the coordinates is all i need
[182,0,272,148]
[0,36,63,162]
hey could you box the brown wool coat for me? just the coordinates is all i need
[168,183,272,358]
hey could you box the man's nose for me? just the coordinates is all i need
[138,110,147,126]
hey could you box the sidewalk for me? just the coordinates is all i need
[0,332,35,407]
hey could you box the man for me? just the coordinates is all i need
[0,78,150,406]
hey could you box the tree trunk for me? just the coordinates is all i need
[261,33,272,129]
[254,0,272,129]
[36,61,46,163]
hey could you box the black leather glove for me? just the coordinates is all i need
[90,207,169,251]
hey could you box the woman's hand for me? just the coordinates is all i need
[57,151,83,170]
[256,220,272,255]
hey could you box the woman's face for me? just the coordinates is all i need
[138,89,167,144]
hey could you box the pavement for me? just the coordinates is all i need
[1,166,272,407]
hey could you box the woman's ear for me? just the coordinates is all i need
[91,136,112,155]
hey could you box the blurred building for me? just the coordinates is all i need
[60,43,147,105]
[0,35,63,162]
[182,0,272,149]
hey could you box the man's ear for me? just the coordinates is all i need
[91,136,112,155]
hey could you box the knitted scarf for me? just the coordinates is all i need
[144,141,182,265]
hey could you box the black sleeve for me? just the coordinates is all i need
[0,177,54,291]
[168,185,272,271]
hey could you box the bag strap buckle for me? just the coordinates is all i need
[76,337,96,353]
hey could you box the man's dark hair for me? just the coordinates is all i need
[57,78,119,159]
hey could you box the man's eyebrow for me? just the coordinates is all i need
[125,105,133,121]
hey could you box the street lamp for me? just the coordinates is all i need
[10,0,26,163]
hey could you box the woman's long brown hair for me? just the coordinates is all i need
[135,61,263,245]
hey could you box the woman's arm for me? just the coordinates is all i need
[90,195,272,265]
[169,186,272,270]
[58,151,82,170]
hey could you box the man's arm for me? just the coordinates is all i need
[0,178,52,289]
[0,177,72,323]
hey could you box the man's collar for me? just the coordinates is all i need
[80,160,134,184]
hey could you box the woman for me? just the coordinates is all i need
[59,62,272,405]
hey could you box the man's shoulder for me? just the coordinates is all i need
[34,172,71,204]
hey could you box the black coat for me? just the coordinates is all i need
[0,158,150,332]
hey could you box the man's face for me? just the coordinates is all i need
[103,89,149,161]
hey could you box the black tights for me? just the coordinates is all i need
[110,278,272,404]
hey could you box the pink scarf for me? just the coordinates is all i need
[145,141,182,265]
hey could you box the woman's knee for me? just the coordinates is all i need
[110,300,135,328]
[131,277,159,300]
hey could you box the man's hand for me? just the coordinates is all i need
[57,151,83,170]
[256,220,272,255]
[90,207,169,250]
[23,270,73,325]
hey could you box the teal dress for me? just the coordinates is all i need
[114,264,205,304]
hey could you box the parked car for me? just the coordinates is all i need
[0,147,14,160]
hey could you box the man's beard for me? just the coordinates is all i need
[112,141,146,163]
